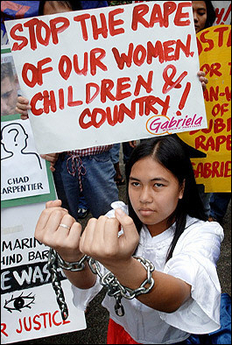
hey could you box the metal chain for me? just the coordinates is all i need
[88,257,126,316]
[56,252,89,271]
[48,250,155,319]
[87,256,155,316]
[120,256,155,299]
[47,248,69,320]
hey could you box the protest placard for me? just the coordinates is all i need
[213,1,231,25]
[1,46,56,207]
[5,1,207,154]
[1,46,86,344]
[1,46,21,116]
[1,203,86,344]
[1,118,53,205]
[1,119,86,345]
[178,25,231,192]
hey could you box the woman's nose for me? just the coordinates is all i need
[140,187,153,203]
[193,11,198,22]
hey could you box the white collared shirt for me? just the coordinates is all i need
[71,202,224,344]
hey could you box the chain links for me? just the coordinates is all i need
[88,256,155,316]
[48,250,155,319]
[47,248,69,320]
[56,252,89,271]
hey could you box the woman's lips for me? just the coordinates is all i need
[139,209,154,217]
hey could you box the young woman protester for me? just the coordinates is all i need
[35,135,225,344]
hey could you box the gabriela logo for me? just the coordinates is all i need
[146,114,203,135]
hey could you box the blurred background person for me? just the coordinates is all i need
[1,62,20,116]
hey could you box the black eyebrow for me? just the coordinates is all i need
[129,176,169,183]
[196,7,207,11]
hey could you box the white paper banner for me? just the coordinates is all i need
[5,1,207,154]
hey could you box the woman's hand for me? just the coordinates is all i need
[35,200,83,262]
[197,70,208,92]
[16,96,31,120]
[79,208,139,273]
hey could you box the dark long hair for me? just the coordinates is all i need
[125,135,207,261]
[203,1,216,28]
[39,1,82,15]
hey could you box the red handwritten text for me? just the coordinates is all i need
[10,17,70,51]
[197,26,231,56]
[131,2,192,30]
[193,161,231,178]
[16,310,70,333]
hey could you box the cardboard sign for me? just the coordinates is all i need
[1,118,51,203]
[1,47,86,344]
[5,1,207,154]
[1,117,85,344]
[178,25,231,192]
[1,203,86,344]
[1,46,22,116]
[1,46,56,207]
[213,1,231,25]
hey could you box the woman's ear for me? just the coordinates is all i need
[179,179,186,200]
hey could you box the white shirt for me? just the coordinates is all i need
[71,202,224,344]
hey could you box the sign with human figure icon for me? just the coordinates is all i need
[1,47,86,344]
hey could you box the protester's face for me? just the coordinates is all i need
[1,76,18,116]
[43,1,72,15]
[192,1,207,33]
[128,156,184,236]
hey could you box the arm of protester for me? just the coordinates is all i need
[129,140,137,148]
[40,153,60,172]
[35,200,96,289]
[16,96,31,120]
[79,208,191,313]
[198,70,208,92]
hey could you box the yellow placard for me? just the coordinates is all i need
[178,25,231,192]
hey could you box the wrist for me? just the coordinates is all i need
[110,257,147,290]
[56,251,88,272]
[57,250,83,264]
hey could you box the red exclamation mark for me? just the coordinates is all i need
[176,82,191,116]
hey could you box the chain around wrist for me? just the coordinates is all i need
[120,256,155,299]
[56,252,88,271]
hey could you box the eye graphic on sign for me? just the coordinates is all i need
[4,292,35,313]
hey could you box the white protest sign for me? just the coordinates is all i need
[213,1,231,25]
[5,1,207,154]
[1,118,50,201]
[1,203,86,344]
